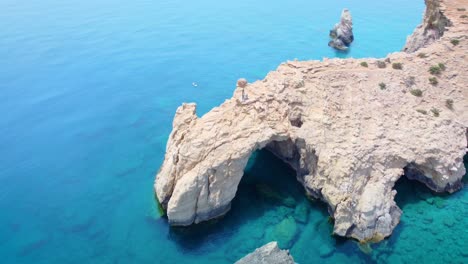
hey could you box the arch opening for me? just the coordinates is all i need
[167,146,334,261]
[393,173,445,212]
[395,154,468,210]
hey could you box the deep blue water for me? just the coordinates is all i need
[1,0,466,263]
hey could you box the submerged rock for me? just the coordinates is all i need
[328,9,354,50]
[154,0,467,243]
[265,216,298,248]
[443,216,455,227]
[293,201,309,223]
[435,198,447,209]
[282,196,296,208]
[319,243,335,258]
[358,242,373,255]
[416,188,433,201]
[235,241,295,264]
[227,236,264,263]
[256,184,282,201]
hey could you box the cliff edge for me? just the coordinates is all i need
[154,0,468,243]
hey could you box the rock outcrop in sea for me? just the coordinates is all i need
[154,0,467,243]
[235,242,295,264]
[328,9,354,51]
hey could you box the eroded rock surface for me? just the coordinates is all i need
[403,0,453,52]
[235,242,295,264]
[155,0,467,242]
[328,9,354,51]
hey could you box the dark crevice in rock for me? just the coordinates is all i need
[304,186,323,200]
[345,223,356,237]
[290,117,303,128]
[265,138,318,189]
[288,109,303,128]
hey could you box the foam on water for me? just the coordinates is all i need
[1,0,466,263]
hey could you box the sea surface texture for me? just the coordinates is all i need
[0,0,466,263]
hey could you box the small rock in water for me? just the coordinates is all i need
[426,197,435,205]
[265,216,298,248]
[416,188,433,200]
[443,217,455,227]
[423,216,433,224]
[256,184,283,201]
[328,9,354,50]
[357,242,373,255]
[433,197,446,209]
[235,242,295,264]
[282,196,296,208]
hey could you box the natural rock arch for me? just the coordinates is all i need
[155,0,467,242]
[156,102,295,226]
[155,96,465,242]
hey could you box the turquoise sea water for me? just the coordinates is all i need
[1,0,466,263]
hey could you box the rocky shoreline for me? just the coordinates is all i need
[155,0,467,243]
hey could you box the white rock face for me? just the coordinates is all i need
[155,0,467,242]
[235,242,295,264]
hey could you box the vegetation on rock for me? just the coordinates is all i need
[429,65,442,75]
[410,89,423,97]
[392,62,403,69]
[376,61,386,68]
[438,63,446,71]
[417,53,428,58]
[416,109,428,115]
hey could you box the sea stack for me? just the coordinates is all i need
[328,9,354,51]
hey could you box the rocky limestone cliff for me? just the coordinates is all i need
[403,0,453,52]
[155,0,468,243]
[235,242,295,264]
